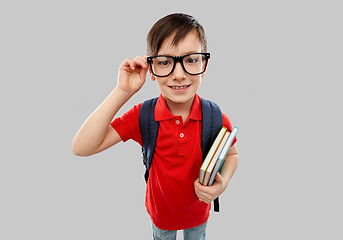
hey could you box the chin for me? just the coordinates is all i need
[163,93,195,105]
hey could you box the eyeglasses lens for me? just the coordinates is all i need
[151,56,174,77]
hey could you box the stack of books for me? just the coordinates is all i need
[199,126,239,186]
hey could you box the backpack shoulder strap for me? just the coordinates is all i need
[139,97,159,182]
[200,98,223,212]
[200,98,223,159]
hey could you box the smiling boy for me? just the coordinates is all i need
[73,13,239,240]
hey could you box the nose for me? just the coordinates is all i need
[172,62,186,80]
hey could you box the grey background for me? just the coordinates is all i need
[1,0,342,239]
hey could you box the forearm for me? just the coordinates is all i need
[220,146,239,189]
[72,87,132,154]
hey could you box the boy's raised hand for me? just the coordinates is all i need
[116,56,149,95]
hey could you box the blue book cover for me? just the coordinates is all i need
[207,127,239,186]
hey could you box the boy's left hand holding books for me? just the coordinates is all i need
[194,173,226,204]
[195,134,239,204]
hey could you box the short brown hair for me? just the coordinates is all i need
[147,13,207,55]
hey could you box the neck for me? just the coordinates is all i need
[164,95,195,123]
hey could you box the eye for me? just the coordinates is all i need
[185,56,199,64]
[155,56,172,67]
[158,60,171,66]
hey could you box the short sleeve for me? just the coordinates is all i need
[110,103,143,146]
[222,113,237,146]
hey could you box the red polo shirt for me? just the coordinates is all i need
[111,94,236,230]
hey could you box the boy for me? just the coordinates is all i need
[73,13,239,240]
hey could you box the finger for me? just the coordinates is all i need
[137,55,149,62]
[194,183,211,202]
[215,173,223,183]
[194,179,205,193]
[129,61,145,71]
[202,198,212,204]
[194,180,205,198]
[195,180,219,203]
[132,56,148,69]
[198,194,211,204]
[195,180,210,195]
[120,58,133,70]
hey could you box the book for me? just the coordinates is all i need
[207,127,239,186]
[199,127,227,184]
[202,130,231,185]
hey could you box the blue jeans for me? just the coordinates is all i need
[152,221,207,240]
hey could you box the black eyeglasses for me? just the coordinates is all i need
[147,53,210,77]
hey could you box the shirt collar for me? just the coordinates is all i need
[155,94,202,121]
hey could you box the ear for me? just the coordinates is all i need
[148,68,156,81]
[201,59,209,78]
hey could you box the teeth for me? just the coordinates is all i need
[172,85,188,90]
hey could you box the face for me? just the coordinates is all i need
[149,30,206,107]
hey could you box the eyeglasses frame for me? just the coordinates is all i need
[147,53,210,77]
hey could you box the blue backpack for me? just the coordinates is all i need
[139,97,223,212]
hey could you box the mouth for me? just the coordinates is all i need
[169,84,191,90]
